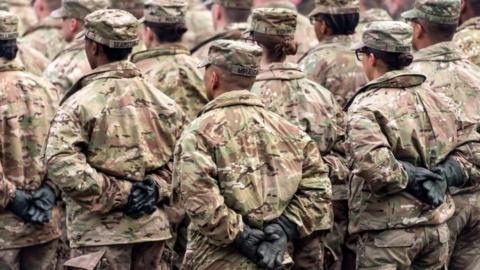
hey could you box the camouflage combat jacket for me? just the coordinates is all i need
[130,43,208,121]
[345,70,480,234]
[17,42,50,76]
[251,62,349,200]
[410,41,480,196]
[43,38,91,94]
[454,16,480,67]
[173,90,333,269]
[21,16,66,60]
[192,23,248,61]
[298,35,367,106]
[45,61,186,248]
[0,59,60,249]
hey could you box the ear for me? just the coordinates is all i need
[92,41,100,57]
[460,0,467,14]
[412,22,423,40]
[212,4,222,22]
[367,52,376,68]
[70,18,79,33]
[144,26,154,43]
[320,21,329,35]
[211,69,220,90]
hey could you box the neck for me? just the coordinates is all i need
[147,39,175,49]
[415,37,451,50]
[460,11,477,25]
[261,50,286,66]
[369,67,388,81]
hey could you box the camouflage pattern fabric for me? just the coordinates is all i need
[298,34,367,106]
[69,242,169,270]
[173,90,333,269]
[45,60,186,248]
[0,59,61,250]
[345,69,480,235]
[183,0,215,49]
[20,16,66,60]
[309,0,360,16]
[50,0,112,21]
[356,224,449,269]
[192,22,249,60]
[355,8,393,41]
[16,43,50,76]
[409,41,480,270]
[130,43,208,121]
[253,1,318,63]
[250,7,297,36]
[352,20,413,52]
[454,16,480,67]
[402,0,461,24]
[0,239,59,270]
[43,38,91,94]
[251,62,347,270]
[9,0,37,34]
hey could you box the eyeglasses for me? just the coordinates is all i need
[355,50,368,61]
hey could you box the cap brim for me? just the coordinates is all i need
[138,17,145,23]
[75,29,86,40]
[50,7,66,19]
[401,9,419,21]
[308,7,322,17]
[351,41,365,51]
[197,59,210,69]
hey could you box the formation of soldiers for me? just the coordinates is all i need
[0,0,480,269]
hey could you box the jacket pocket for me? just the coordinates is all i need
[373,229,416,248]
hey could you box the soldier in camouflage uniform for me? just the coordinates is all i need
[21,0,66,60]
[298,0,367,106]
[183,0,215,49]
[173,39,333,270]
[45,9,186,270]
[8,0,38,34]
[43,0,110,94]
[348,20,480,269]
[0,11,62,270]
[253,0,317,63]
[131,0,208,121]
[191,0,253,60]
[249,8,347,270]
[453,0,480,66]
[404,0,480,268]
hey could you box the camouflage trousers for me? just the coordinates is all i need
[291,230,325,270]
[447,192,480,270]
[355,224,449,270]
[0,239,59,270]
[70,241,169,270]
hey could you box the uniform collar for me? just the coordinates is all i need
[344,70,426,110]
[0,58,25,73]
[413,41,463,62]
[256,62,305,81]
[458,16,480,31]
[199,90,264,116]
[130,43,190,63]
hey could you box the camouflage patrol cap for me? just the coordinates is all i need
[198,39,262,77]
[401,0,461,24]
[111,0,144,18]
[51,0,111,20]
[250,8,297,36]
[143,0,186,24]
[212,0,253,9]
[309,0,359,16]
[84,9,139,48]
[0,11,18,40]
[352,21,413,53]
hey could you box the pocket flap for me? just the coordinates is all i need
[374,230,416,248]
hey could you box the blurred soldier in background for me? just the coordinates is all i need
[184,0,215,49]
[454,0,480,66]
[405,0,480,268]
[191,0,253,60]
[132,0,208,123]
[298,0,366,107]
[21,0,66,60]
[0,10,61,270]
[43,0,110,93]
[249,8,347,270]
[356,0,392,37]
[46,9,186,270]
[8,0,37,34]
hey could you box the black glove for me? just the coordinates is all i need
[31,185,56,223]
[432,159,465,188]
[422,179,447,207]
[257,216,298,269]
[233,223,265,263]
[401,162,444,205]
[8,190,32,222]
[124,178,159,219]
